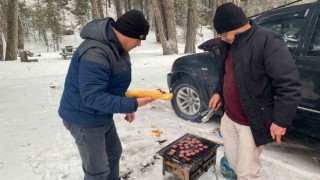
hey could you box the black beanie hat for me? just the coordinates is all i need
[213,2,248,34]
[113,9,149,40]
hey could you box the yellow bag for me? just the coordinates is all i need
[125,89,173,101]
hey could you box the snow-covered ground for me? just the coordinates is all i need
[0,26,319,180]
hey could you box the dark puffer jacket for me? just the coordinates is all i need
[213,20,301,146]
[58,18,138,127]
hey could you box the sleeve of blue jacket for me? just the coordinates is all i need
[78,48,138,113]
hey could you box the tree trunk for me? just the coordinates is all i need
[42,29,48,47]
[212,1,217,37]
[0,4,7,41]
[184,0,197,53]
[215,0,239,6]
[97,0,104,18]
[0,6,4,61]
[108,0,111,8]
[90,0,99,19]
[216,0,227,7]
[0,32,3,61]
[154,17,160,42]
[233,0,241,6]
[124,0,128,12]
[144,0,150,21]
[207,0,214,25]
[5,0,18,61]
[163,0,178,53]
[114,0,122,18]
[151,0,174,55]
[52,33,56,52]
[128,0,132,10]
[105,0,108,16]
[158,1,168,40]
[139,0,144,13]
[18,14,24,50]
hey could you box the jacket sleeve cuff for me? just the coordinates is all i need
[272,121,287,128]
[133,98,138,112]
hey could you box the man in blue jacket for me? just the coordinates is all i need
[59,10,154,180]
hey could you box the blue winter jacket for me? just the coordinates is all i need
[58,18,138,127]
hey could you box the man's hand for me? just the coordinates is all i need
[137,97,155,107]
[125,113,135,123]
[209,94,221,111]
[270,123,287,144]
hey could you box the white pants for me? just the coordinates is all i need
[220,114,263,180]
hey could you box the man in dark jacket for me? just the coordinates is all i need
[208,3,301,179]
[58,10,154,180]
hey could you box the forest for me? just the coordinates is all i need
[0,0,314,61]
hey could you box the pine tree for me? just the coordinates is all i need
[72,0,90,27]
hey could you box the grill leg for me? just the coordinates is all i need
[162,158,165,176]
[213,165,219,180]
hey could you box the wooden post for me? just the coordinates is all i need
[20,51,28,62]
[20,50,38,62]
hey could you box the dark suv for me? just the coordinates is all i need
[167,1,320,150]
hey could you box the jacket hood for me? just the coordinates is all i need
[80,18,115,44]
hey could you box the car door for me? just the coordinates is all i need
[258,6,320,149]
[293,8,320,146]
[297,9,320,112]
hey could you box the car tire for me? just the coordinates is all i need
[171,78,205,122]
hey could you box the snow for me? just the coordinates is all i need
[0,19,320,180]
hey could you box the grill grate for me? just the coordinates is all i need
[158,133,219,165]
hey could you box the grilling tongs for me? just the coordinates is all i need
[201,108,216,123]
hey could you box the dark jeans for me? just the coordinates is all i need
[64,121,122,180]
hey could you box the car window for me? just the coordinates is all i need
[259,11,307,55]
[307,16,320,56]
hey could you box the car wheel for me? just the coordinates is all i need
[171,78,205,122]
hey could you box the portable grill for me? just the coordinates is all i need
[157,133,220,180]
